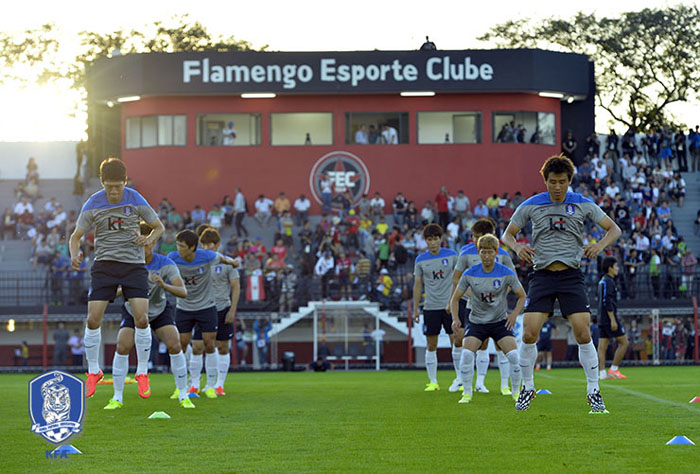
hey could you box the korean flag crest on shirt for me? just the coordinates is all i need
[493,279,502,289]
[123,205,133,216]
[29,371,84,444]
[441,258,449,266]
[565,204,575,215]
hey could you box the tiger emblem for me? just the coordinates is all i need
[41,374,71,424]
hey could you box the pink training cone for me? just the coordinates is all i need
[689,397,700,403]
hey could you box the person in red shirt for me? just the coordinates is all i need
[270,238,287,265]
[335,250,354,300]
[435,185,450,231]
[249,237,267,264]
[345,209,360,250]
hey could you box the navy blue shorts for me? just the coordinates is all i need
[524,268,590,317]
[88,260,148,301]
[457,299,470,329]
[193,307,234,341]
[423,309,452,336]
[537,338,553,352]
[465,320,514,343]
[120,301,175,331]
[599,323,626,339]
[176,306,217,334]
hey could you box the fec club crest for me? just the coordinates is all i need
[309,151,370,209]
[29,371,84,444]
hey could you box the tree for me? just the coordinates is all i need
[478,5,700,131]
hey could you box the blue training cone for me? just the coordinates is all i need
[52,444,82,455]
[536,389,552,395]
[666,436,695,446]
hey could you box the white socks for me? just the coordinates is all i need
[111,353,129,403]
[451,346,463,383]
[459,350,475,396]
[204,351,218,390]
[216,352,230,389]
[505,349,521,393]
[497,350,510,389]
[578,341,600,394]
[475,349,489,386]
[84,326,101,374]
[519,343,538,391]
[134,326,152,376]
[170,351,188,401]
[425,350,438,384]
[189,354,203,390]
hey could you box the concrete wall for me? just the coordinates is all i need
[0,142,79,180]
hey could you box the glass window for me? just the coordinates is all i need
[417,112,481,144]
[196,113,261,146]
[142,116,157,148]
[345,112,408,145]
[158,116,173,146]
[271,113,332,146]
[125,117,141,149]
[493,111,556,145]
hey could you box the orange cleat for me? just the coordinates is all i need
[85,370,104,398]
[214,386,226,396]
[135,374,151,398]
[607,369,627,380]
[187,386,201,398]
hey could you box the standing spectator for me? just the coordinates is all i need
[335,250,354,300]
[233,187,249,238]
[674,129,688,172]
[689,126,700,172]
[357,194,371,218]
[561,130,578,162]
[380,123,398,144]
[274,191,291,217]
[53,322,70,366]
[315,251,335,300]
[355,250,372,300]
[222,121,237,145]
[21,341,30,366]
[453,190,470,222]
[278,211,294,249]
[278,266,297,312]
[370,192,385,221]
[234,319,248,366]
[355,124,369,144]
[221,195,235,226]
[585,132,601,158]
[254,194,274,226]
[681,250,697,296]
[368,124,379,144]
[320,175,333,215]
[253,318,272,368]
[1,208,16,240]
[293,194,311,226]
[392,192,407,226]
[405,201,418,229]
[420,201,434,226]
[435,186,450,230]
[68,329,84,366]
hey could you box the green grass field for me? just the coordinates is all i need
[3,367,700,473]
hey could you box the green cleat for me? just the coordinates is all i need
[203,387,217,399]
[458,393,473,404]
[501,386,512,396]
[170,389,179,400]
[588,409,610,415]
[424,382,440,391]
[180,397,196,408]
[512,391,520,402]
[104,399,123,410]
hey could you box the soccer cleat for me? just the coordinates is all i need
[515,389,536,411]
[214,386,226,396]
[448,379,464,393]
[535,364,541,371]
[587,388,607,413]
[170,389,179,400]
[474,385,490,393]
[180,397,196,409]
[458,393,473,404]
[424,382,440,391]
[512,391,520,402]
[85,370,104,398]
[103,399,123,410]
[203,387,217,399]
[187,386,201,398]
[501,386,512,396]
[600,372,609,380]
[608,369,627,379]
[135,374,151,399]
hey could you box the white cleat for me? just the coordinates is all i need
[448,379,464,393]
[474,385,490,393]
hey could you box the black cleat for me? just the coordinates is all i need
[587,388,608,414]
[515,389,536,411]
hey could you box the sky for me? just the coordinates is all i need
[0,0,696,141]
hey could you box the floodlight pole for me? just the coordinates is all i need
[693,297,698,364]
[407,304,413,367]
[651,309,660,366]
[313,306,318,362]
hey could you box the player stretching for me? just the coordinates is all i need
[104,222,194,409]
[169,229,239,400]
[413,224,458,391]
[191,228,240,396]
[502,155,621,413]
[451,218,517,395]
[70,158,164,398]
[597,257,629,380]
[449,234,526,404]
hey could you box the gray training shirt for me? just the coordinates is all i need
[124,253,181,319]
[510,192,607,270]
[168,249,223,311]
[213,263,240,311]
[457,263,523,324]
[414,248,458,310]
[455,242,516,305]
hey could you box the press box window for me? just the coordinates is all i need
[493,111,555,145]
[196,113,261,146]
[270,113,333,146]
[125,115,186,149]
[417,112,481,144]
[345,112,409,145]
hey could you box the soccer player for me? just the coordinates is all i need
[168,229,240,400]
[412,223,458,391]
[69,157,164,398]
[597,257,629,380]
[450,218,518,394]
[449,234,526,403]
[502,155,621,413]
[190,228,240,396]
[104,222,194,409]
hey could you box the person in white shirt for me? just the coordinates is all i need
[381,124,398,145]
[47,205,67,230]
[254,194,274,226]
[233,187,248,238]
[293,194,311,226]
[420,201,434,226]
[593,161,608,181]
[314,251,335,300]
[446,216,461,250]
[604,182,620,199]
[222,121,236,146]
[320,176,333,215]
[44,197,59,214]
[355,124,369,144]
[14,197,33,216]
[370,193,385,220]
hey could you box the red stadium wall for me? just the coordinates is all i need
[120,93,560,212]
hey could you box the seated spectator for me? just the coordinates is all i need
[167,207,183,230]
[32,232,53,269]
[270,238,288,265]
[1,208,16,240]
[293,194,311,226]
[208,203,224,229]
[668,172,686,208]
[47,204,67,233]
[221,195,234,226]
[44,197,59,214]
[473,198,489,219]
[420,201,434,226]
[405,201,418,229]
[191,205,206,227]
[26,156,39,182]
[274,192,291,217]
[158,232,177,255]
[656,201,672,224]
[375,215,389,235]
[254,194,274,226]
[370,192,385,220]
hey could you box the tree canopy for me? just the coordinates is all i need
[478,5,700,131]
